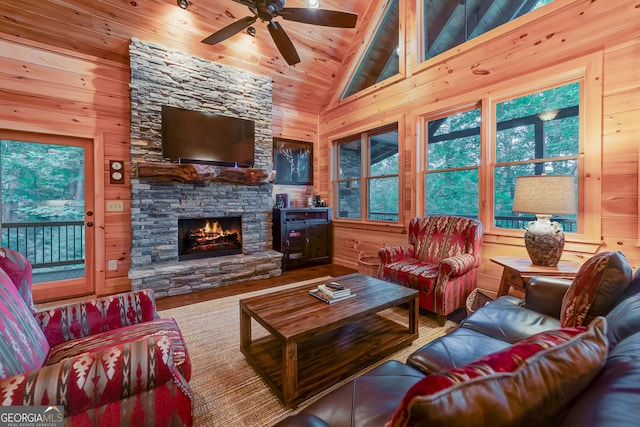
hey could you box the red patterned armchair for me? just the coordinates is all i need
[0,248,193,426]
[378,216,484,324]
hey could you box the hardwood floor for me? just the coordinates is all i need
[155,263,356,310]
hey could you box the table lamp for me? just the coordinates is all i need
[512,175,576,267]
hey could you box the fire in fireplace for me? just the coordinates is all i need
[178,217,242,261]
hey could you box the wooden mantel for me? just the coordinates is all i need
[135,162,274,185]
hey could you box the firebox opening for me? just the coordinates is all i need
[178,216,242,261]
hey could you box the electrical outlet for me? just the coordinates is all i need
[106,201,124,212]
[108,260,118,271]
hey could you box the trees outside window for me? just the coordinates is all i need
[420,81,582,235]
[335,124,399,222]
[0,137,88,281]
[424,108,481,218]
[494,82,580,232]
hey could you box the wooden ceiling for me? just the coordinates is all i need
[0,0,371,114]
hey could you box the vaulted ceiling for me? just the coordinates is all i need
[0,0,551,115]
[0,0,370,114]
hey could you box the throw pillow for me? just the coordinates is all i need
[0,248,35,314]
[561,251,632,327]
[386,317,607,427]
[0,268,50,380]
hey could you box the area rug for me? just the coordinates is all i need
[159,276,458,427]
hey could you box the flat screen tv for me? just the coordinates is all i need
[161,106,255,167]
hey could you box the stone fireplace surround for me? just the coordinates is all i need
[128,39,282,298]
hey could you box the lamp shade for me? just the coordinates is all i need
[512,175,576,215]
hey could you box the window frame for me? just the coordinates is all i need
[419,104,482,219]
[417,0,554,65]
[332,121,402,224]
[328,0,406,110]
[412,0,562,74]
[415,53,602,248]
[490,80,581,235]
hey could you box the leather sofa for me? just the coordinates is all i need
[378,216,483,324]
[275,251,640,427]
[0,248,193,426]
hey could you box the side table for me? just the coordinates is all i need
[491,256,581,298]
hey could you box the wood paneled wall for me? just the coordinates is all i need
[319,0,640,296]
[0,34,319,298]
[272,106,319,208]
[0,35,131,297]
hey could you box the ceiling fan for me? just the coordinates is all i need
[202,0,358,65]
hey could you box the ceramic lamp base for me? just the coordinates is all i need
[523,215,565,267]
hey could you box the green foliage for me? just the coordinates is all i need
[426,82,579,227]
[1,140,85,222]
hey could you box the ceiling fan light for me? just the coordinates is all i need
[177,0,189,9]
[307,0,320,8]
[247,26,257,37]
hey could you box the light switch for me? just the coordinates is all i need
[108,260,118,270]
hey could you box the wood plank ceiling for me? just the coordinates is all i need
[0,0,370,114]
[0,0,542,114]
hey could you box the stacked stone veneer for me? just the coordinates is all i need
[128,39,282,298]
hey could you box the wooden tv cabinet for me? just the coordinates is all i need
[272,208,332,271]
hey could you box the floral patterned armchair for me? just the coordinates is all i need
[0,248,193,426]
[379,216,484,324]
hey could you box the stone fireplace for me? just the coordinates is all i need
[127,39,282,298]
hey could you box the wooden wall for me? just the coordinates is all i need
[0,35,131,298]
[318,0,640,296]
[0,33,319,298]
[272,105,319,208]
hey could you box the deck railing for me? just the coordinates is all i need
[495,216,577,233]
[1,221,85,268]
[0,216,576,269]
[365,213,577,233]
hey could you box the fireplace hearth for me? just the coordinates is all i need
[178,217,242,261]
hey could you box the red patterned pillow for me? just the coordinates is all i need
[561,251,632,327]
[0,248,35,314]
[386,317,607,427]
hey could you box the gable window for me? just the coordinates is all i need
[343,0,399,99]
[423,108,481,218]
[420,0,553,62]
[335,124,399,222]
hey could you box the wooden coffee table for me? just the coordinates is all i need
[239,272,419,408]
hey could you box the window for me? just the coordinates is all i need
[420,81,584,234]
[343,0,399,98]
[420,0,553,62]
[423,108,481,218]
[493,82,580,232]
[0,135,90,285]
[335,124,399,222]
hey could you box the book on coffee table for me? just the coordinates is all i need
[317,282,351,298]
[309,288,356,304]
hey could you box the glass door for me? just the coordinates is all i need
[0,132,94,301]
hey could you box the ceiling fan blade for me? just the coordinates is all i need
[278,8,358,28]
[267,21,300,66]
[202,16,257,45]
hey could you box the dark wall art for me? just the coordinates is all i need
[273,138,313,185]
